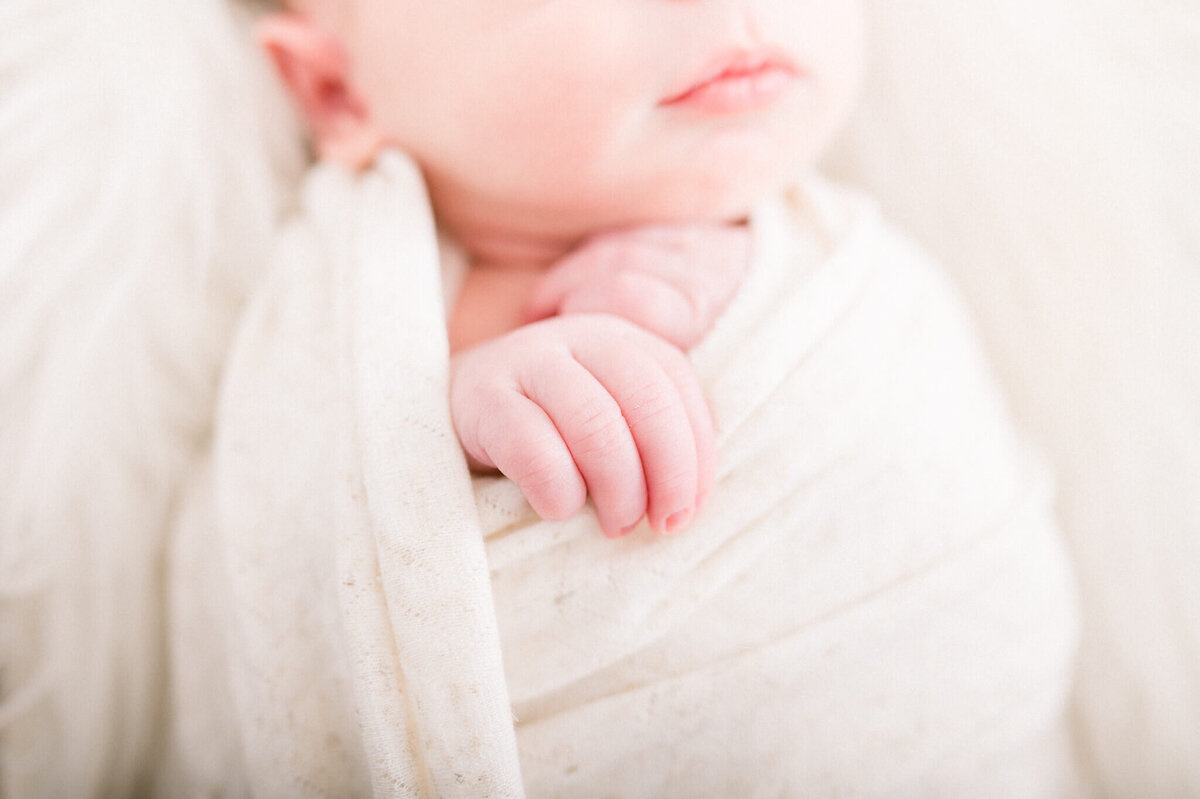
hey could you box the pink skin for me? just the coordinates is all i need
[524,223,752,351]
[658,49,800,116]
[449,222,748,536]
[451,314,716,537]
[260,1,864,264]
[260,0,864,534]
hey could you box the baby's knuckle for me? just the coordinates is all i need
[567,404,628,456]
[522,469,585,520]
[647,466,695,497]
[515,447,570,489]
[619,383,677,427]
[515,455,583,518]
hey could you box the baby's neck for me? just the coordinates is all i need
[433,196,604,352]
[447,254,548,354]
[429,180,588,272]
[451,230,577,273]
[443,219,585,354]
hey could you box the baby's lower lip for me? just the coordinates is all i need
[659,64,797,115]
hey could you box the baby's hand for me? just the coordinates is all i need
[524,223,752,350]
[451,314,715,537]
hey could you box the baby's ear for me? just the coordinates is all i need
[257,14,382,169]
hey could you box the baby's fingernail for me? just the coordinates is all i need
[664,509,692,534]
[606,522,639,539]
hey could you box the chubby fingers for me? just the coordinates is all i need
[655,338,716,520]
[571,327,715,534]
[452,318,716,537]
[523,223,752,349]
[456,379,589,523]
[519,355,650,537]
[524,244,708,349]
[522,240,611,325]
[555,269,704,350]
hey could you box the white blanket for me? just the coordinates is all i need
[156,152,1080,797]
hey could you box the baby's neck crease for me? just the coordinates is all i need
[452,230,581,272]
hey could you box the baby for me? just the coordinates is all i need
[144,1,1078,795]
[256,0,863,538]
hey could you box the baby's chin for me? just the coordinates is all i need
[643,181,775,225]
[533,181,782,246]
[617,136,820,225]
[594,166,802,229]
[423,151,808,262]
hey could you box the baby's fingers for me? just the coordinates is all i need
[659,342,716,515]
[468,390,587,522]
[522,245,608,324]
[557,270,705,350]
[522,357,648,537]
[573,336,702,534]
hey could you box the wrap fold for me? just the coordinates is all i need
[162,152,1078,797]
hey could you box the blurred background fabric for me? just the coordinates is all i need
[0,0,301,794]
[825,2,1200,795]
[1,0,1197,795]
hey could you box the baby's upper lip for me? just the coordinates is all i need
[659,48,800,106]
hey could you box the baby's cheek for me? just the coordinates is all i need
[790,2,866,124]
[463,82,629,207]
[461,15,647,186]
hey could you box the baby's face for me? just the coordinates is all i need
[325,0,863,246]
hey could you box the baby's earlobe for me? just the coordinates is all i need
[257,13,382,169]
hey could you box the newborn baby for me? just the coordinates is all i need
[257,1,861,539]
[155,1,1079,796]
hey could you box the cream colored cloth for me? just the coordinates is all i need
[827,5,1200,793]
[6,3,1195,797]
[0,1,301,795]
[159,152,1079,797]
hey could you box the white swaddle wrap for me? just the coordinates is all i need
[159,152,1079,797]
[4,2,1195,795]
